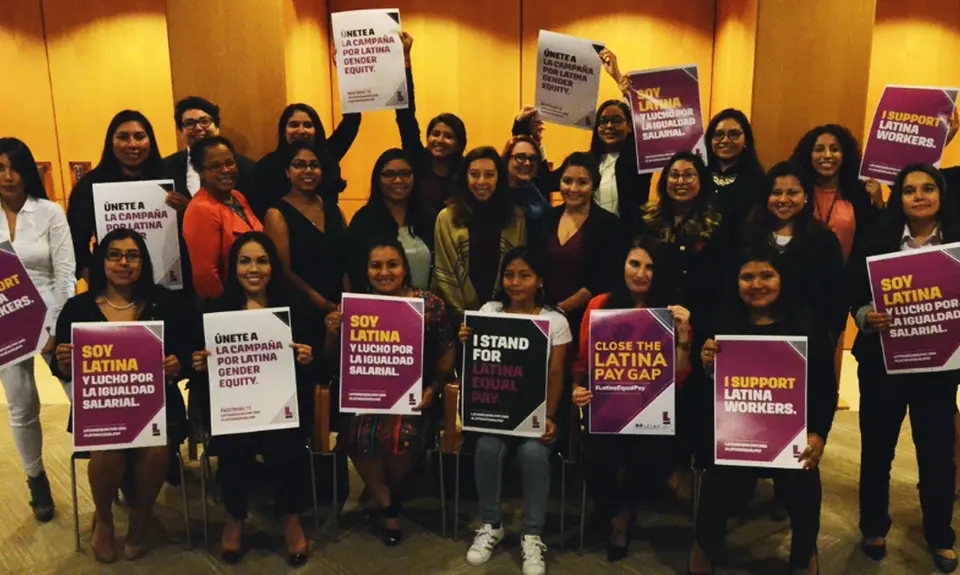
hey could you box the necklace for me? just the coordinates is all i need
[102,297,136,311]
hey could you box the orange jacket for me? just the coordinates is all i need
[182,188,262,300]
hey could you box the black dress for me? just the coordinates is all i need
[272,199,347,307]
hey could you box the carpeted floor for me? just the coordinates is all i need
[0,405,951,574]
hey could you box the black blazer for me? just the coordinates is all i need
[160,149,258,202]
[344,202,437,291]
[512,118,653,237]
[542,202,623,298]
[944,166,960,220]
[848,214,960,373]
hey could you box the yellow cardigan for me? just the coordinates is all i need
[431,205,527,314]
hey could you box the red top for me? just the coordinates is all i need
[182,188,263,300]
[572,293,692,389]
[813,187,856,262]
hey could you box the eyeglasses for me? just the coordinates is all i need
[290,160,322,171]
[182,117,214,130]
[203,159,237,172]
[597,116,626,127]
[712,129,743,141]
[381,169,414,181]
[668,171,698,183]
[106,250,142,263]
[510,153,540,165]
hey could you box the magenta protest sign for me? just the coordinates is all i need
[860,85,958,184]
[588,308,675,435]
[340,293,425,414]
[0,242,49,372]
[627,64,707,174]
[714,335,807,469]
[72,321,166,451]
[461,311,550,438]
[867,242,960,374]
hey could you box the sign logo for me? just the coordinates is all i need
[662,411,672,425]
[284,406,293,419]
[151,423,160,437]
[408,393,416,406]
[532,416,541,429]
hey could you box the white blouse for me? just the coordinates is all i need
[0,197,76,337]
[596,153,620,216]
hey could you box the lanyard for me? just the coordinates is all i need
[815,191,840,227]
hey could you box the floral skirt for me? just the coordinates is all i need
[337,414,435,458]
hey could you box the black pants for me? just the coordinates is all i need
[858,366,957,549]
[215,429,305,520]
[696,466,821,568]
[581,434,674,524]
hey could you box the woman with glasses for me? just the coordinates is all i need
[52,228,192,563]
[182,136,263,301]
[502,135,551,245]
[67,110,184,282]
[263,141,347,315]
[704,109,765,240]
[512,48,653,237]
[345,148,436,291]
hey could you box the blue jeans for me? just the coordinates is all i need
[474,434,552,536]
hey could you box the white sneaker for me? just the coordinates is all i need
[466,523,504,566]
[521,535,547,575]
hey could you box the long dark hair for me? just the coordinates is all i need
[451,146,515,228]
[219,232,290,311]
[589,99,634,157]
[790,124,871,214]
[427,113,467,163]
[274,103,345,196]
[885,163,954,232]
[493,247,557,311]
[0,138,47,200]
[282,140,339,200]
[93,110,163,179]
[88,228,156,300]
[643,152,717,240]
[366,148,430,237]
[604,235,669,309]
[743,161,819,247]
[557,152,601,190]
[364,236,412,293]
[704,108,763,176]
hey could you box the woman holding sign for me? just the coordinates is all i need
[253,103,359,219]
[191,231,318,566]
[263,141,347,315]
[52,228,190,563]
[324,237,455,546]
[432,147,527,320]
[848,164,960,573]
[0,137,76,522]
[458,247,570,575]
[689,246,838,575]
[67,110,181,282]
[345,148,436,291]
[396,32,468,213]
[571,235,691,562]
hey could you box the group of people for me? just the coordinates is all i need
[1,32,960,575]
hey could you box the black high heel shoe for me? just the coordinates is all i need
[606,511,633,562]
[381,500,402,546]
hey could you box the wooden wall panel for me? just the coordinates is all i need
[0,0,64,205]
[751,0,877,169]
[865,0,960,170]
[43,0,176,197]
[329,0,523,221]
[166,0,287,160]
[710,0,757,117]
[521,0,716,194]
[283,0,334,131]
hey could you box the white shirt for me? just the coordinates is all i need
[900,223,941,251]
[186,149,201,196]
[595,153,620,216]
[479,302,573,347]
[0,197,77,337]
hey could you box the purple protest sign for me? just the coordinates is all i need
[860,85,959,184]
[0,241,49,372]
[340,293,425,414]
[627,64,707,174]
[72,321,166,451]
[867,242,960,374]
[588,308,675,435]
[714,336,807,469]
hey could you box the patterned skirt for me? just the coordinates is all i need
[337,414,435,457]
